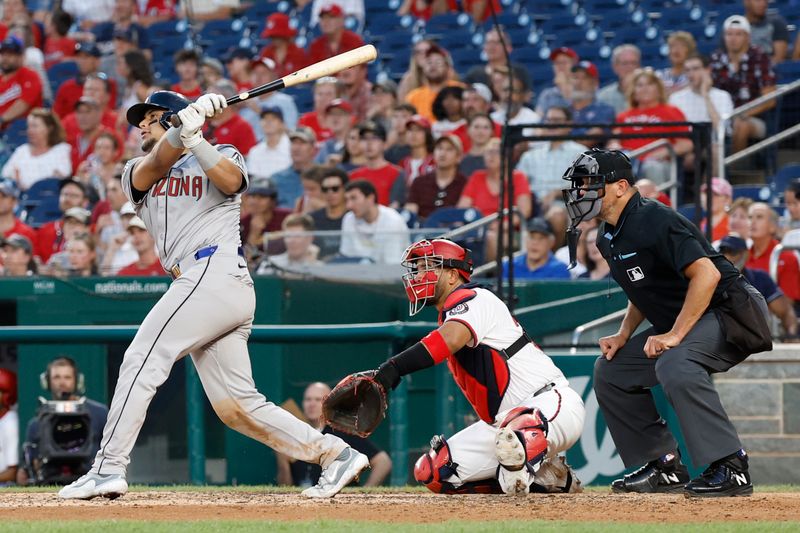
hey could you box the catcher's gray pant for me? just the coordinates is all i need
[92,248,347,476]
[594,311,752,468]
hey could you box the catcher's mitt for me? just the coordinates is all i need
[323,371,388,437]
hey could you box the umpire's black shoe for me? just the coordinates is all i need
[611,452,690,494]
[684,449,753,498]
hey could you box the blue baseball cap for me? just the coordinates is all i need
[0,178,18,198]
[0,36,23,54]
[718,234,748,252]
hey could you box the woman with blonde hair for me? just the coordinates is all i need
[657,31,697,95]
[609,69,693,184]
[1,108,71,190]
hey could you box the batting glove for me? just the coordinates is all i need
[195,93,227,118]
[178,103,206,149]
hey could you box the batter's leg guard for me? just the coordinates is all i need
[495,407,549,495]
[414,435,502,495]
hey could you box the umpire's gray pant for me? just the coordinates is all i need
[594,312,747,468]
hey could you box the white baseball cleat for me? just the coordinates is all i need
[495,427,530,495]
[58,472,128,500]
[301,447,370,498]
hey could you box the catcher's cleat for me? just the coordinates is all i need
[684,449,753,498]
[611,452,689,494]
[301,447,370,498]
[58,472,128,500]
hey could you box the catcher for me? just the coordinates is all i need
[324,238,586,494]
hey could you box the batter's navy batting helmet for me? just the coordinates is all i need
[126,90,191,130]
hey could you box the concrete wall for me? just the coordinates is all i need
[715,345,800,484]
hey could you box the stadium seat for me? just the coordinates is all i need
[425,13,469,32]
[676,203,703,222]
[23,196,61,227]
[46,62,78,95]
[732,184,771,201]
[539,14,582,33]
[20,177,63,228]
[770,164,800,200]
[3,119,27,150]
[398,209,419,229]
[146,19,187,40]
[241,0,282,22]
[420,207,486,265]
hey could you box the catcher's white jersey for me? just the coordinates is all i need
[121,144,248,269]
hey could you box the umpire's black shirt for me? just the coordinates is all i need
[596,192,740,334]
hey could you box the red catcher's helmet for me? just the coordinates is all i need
[0,368,17,409]
[401,239,473,316]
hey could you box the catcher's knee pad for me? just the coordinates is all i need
[496,407,549,474]
[414,435,502,494]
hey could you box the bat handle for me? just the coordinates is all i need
[169,114,182,128]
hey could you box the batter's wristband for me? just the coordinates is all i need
[190,139,223,170]
[421,330,452,364]
[165,126,183,148]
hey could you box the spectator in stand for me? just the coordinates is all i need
[780,179,800,234]
[367,78,397,136]
[54,42,114,119]
[180,0,239,21]
[257,213,322,276]
[170,49,202,99]
[0,179,35,244]
[569,60,616,148]
[276,381,391,488]
[200,57,224,89]
[699,177,733,243]
[310,0,365,28]
[68,96,123,171]
[635,178,672,207]
[503,217,570,280]
[517,106,585,209]
[458,137,531,218]
[116,49,155,113]
[397,0,446,20]
[0,0,41,47]
[315,99,352,165]
[0,36,41,125]
[718,233,798,339]
[743,0,788,63]
[729,197,753,241]
[100,26,140,100]
[258,13,308,79]
[2,109,72,191]
[406,44,463,122]
[308,3,364,64]
[535,47,579,116]
[384,103,416,165]
[7,18,49,102]
[609,69,693,185]
[397,38,436,102]
[339,180,410,263]
[241,178,291,268]
[61,0,114,29]
[578,226,611,280]
[35,178,89,264]
[44,207,91,275]
[398,0,499,23]
[747,202,800,306]
[598,44,641,114]
[669,53,734,175]
[430,85,465,139]
[271,127,318,210]
[310,167,348,260]
[337,63,370,122]
[490,66,539,135]
[93,177,135,270]
[405,135,467,219]
[399,114,435,185]
[223,47,254,93]
[75,133,121,199]
[43,10,76,69]
[339,127,366,171]
[62,75,120,151]
[350,121,406,207]
[450,83,499,153]
[116,216,164,276]
[464,27,529,89]
[711,15,776,154]
[1,233,36,276]
[244,58,299,134]
[91,0,150,46]
[63,232,97,277]
[247,108,292,181]
[204,79,257,156]
[458,113,494,177]
[295,166,326,214]
[298,76,341,142]
[656,31,696,95]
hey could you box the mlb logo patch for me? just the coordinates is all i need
[627,267,645,282]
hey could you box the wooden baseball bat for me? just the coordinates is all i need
[169,44,378,127]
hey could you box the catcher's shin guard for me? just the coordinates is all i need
[414,435,502,494]
[496,407,549,473]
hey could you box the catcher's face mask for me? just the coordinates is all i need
[401,239,472,316]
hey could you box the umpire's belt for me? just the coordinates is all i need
[170,244,245,279]
[500,330,534,360]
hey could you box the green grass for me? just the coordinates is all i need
[2,521,800,533]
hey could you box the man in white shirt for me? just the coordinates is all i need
[0,368,18,484]
[339,180,409,264]
[246,108,292,181]
[490,67,540,136]
[244,58,299,134]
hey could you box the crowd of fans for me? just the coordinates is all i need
[0,0,794,309]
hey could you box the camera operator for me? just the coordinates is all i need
[17,358,108,485]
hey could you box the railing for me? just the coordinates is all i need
[569,308,627,355]
[717,78,800,178]
[628,138,680,206]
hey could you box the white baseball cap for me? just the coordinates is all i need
[127,216,147,231]
[724,15,751,34]
[120,202,136,216]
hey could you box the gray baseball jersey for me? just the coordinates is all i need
[89,142,350,479]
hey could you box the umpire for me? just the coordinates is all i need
[561,149,772,498]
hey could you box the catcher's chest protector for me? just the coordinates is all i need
[447,343,511,423]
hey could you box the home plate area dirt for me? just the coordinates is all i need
[0,491,798,523]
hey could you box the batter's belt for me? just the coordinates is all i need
[170,244,245,279]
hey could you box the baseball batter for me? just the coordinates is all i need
[59,91,368,500]
[362,239,585,494]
